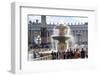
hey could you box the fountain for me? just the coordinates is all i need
[51,24,72,53]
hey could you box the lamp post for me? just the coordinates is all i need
[36,35,41,51]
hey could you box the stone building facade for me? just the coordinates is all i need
[28,15,88,48]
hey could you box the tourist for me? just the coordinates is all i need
[63,52,66,59]
[80,48,85,58]
[74,48,80,59]
[54,52,57,59]
[86,48,88,58]
[66,50,70,59]
[51,51,54,59]
[33,51,36,59]
[69,48,74,59]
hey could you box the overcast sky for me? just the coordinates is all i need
[28,15,88,25]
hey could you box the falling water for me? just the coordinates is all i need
[51,23,76,52]
[51,26,59,51]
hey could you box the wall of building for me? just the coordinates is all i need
[28,15,88,48]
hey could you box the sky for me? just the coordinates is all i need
[28,15,88,25]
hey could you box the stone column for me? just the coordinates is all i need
[41,15,46,27]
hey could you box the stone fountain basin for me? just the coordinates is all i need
[52,36,70,43]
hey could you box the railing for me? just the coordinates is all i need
[29,49,52,53]
[34,55,52,61]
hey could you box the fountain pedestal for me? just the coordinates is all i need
[52,24,70,53]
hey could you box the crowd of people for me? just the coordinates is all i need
[51,48,88,59]
[32,48,88,60]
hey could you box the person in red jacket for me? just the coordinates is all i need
[74,48,80,59]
